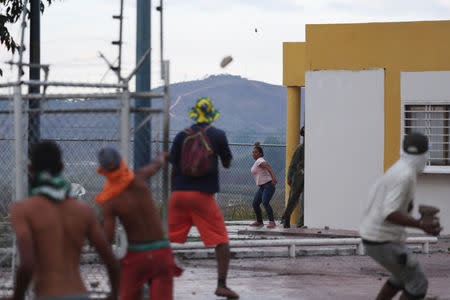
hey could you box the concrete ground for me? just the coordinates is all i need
[174,251,450,300]
[173,222,450,300]
[1,222,448,299]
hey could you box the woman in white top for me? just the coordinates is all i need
[250,142,277,228]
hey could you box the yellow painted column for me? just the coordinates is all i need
[384,68,401,171]
[285,86,301,224]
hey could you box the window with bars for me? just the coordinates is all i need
[404,105,450,167]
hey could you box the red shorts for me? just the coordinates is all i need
[169,191,229,246]
[120,246,182,300]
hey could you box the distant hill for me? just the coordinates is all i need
[0,74,288,144]
[158,74,288,143]
[0,75,289,214]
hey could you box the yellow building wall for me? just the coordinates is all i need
[283,42,306,87]
[284,20,450,170]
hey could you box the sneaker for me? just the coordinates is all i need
[249,221,264,227]
[267,221,276,228]
[215,286,239,299]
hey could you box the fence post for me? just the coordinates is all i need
[357,240,365,255]
[13,85,24,202]
[10,0,28,289]
[288,244,296,258]
[161,60,170,233]
[116,88,131,256]
[120,89,130,163]
[423,241,429,254]
[12,84,24,291]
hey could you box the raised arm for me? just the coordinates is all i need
[135,152,169,180]
[9,203,34,300]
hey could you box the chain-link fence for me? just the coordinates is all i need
[215,142,286,220]
[0,1,172,296]
[0,44,287,298]
[0,61,171,297]
[150,141,287,221]
[0,80,288,298]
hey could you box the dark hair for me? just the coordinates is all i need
[30,141,63,175]
[254,142,264,156]
[300,126,305,137]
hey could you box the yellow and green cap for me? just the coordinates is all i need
[188,97,220,123]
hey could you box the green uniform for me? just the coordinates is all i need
[282,143,304,226]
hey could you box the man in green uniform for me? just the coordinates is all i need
[281,126,305,228]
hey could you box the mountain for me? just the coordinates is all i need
[0,74,288,144]
[158,74,287,143]
[0,75,288,215]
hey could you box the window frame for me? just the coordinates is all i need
[401,101,450,174]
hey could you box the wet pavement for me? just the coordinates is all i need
[173,222,450,300]
[174,253,450,300]
[1,222,448,299]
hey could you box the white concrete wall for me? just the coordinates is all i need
[402,71,450,102]
[304,69,385,230]
[402,71,450,235]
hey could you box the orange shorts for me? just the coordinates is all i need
[169,191,229,246]
[120,246,182,300]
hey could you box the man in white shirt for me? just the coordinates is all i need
[360,132,440,300]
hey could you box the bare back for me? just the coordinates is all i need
[103,175,165,243]
[11,195,99,297]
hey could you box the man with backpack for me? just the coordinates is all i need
[169,97,239,299]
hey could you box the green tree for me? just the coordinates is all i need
[0,0,54,76]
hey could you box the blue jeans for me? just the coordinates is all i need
[252,182,275,222]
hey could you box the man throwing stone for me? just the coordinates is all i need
[360,132,441,300]
[96,147,182,300]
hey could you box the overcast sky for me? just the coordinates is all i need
[1,0,450,87]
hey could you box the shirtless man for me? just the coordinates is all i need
[8,141,120,300]
[95,147,181,300]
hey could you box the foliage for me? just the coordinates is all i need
[0,0,54,76]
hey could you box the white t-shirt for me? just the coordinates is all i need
[359,157,417,242]
[251,157,272,186]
